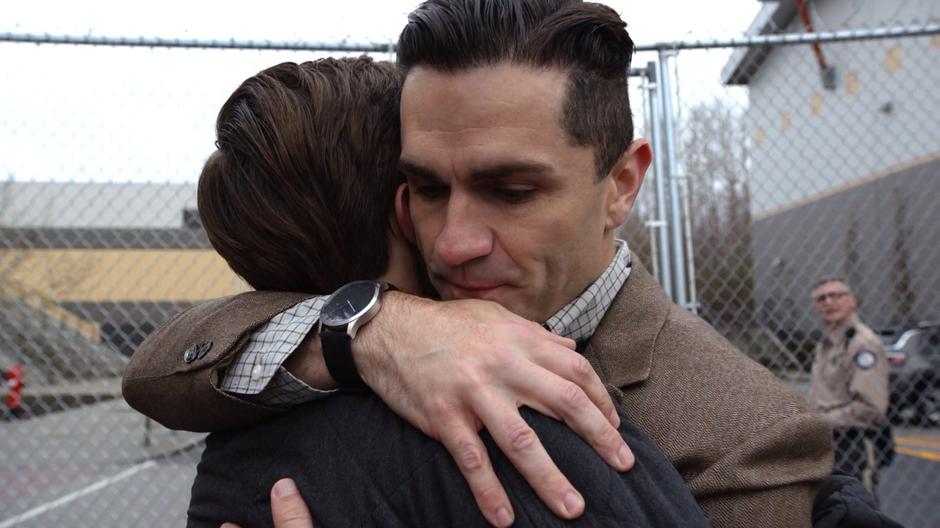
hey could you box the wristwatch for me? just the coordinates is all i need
[319,280,396,388]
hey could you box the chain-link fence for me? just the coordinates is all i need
[2,9,939,528]
[613,17,940,527]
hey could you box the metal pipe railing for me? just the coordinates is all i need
[2,23,936,52]
[657,50,688,309]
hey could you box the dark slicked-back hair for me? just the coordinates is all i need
[198,57,402,293]
[397,0,635,177]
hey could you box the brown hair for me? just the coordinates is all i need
[397,0,635,177]
[198,57,403,293]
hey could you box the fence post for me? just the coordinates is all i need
[645,61,673,300]
[657,50,690,310]
[678,169,699,314]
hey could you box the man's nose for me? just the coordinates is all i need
[434,195,493,267]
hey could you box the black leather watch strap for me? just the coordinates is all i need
[321,328,367,389]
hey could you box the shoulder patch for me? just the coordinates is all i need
[854,349,877,370]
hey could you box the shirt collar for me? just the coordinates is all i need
[824,313,861,347]
[543,239,632,342]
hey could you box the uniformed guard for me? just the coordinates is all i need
[807,276,890,494]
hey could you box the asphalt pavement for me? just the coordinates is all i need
[0,398,203,527]
[2,399,938,527]
[880,429,940,527]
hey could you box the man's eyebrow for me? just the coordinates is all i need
[398,159,555,184]
[398,159,440,183]
[470,161,554,182]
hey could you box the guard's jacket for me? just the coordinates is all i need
[807,314,889,430]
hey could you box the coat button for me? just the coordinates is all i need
[183,341,213,363]
[183,344,199,363]
[183,341,212,363]
[195,340,213,359]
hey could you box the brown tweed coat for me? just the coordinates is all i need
[123,259,833,527]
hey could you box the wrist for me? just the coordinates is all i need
[283,330,338,390]
[352,291,431,388]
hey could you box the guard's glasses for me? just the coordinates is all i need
[814,291,849,304]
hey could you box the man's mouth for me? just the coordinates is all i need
[441,279,505,299]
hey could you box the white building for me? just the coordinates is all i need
[722,0,939,333]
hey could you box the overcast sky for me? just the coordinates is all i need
[1,0,763,184]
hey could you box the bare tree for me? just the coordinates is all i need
[680,99,755,332]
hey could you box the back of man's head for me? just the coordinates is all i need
[198,58,402,293]
[397,0,635,177]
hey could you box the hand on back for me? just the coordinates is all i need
[221,479,313,528]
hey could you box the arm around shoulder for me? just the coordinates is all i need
[122,290,315,432]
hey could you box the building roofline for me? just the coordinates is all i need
[0,226,210,250]
[721,0,798,86]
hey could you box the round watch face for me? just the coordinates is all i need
[321,281,380,327]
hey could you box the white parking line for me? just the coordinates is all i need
[0,460,158,528]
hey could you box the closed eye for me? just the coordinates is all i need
[488,186,536,204]
[411,183,449,200]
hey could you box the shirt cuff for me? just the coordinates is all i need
[219,296,327,395]
[246,366,339,407]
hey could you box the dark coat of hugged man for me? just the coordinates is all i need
[124,1,836,526]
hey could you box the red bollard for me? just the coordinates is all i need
[6,362,24,412]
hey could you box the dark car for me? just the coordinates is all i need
[879,321,940,426]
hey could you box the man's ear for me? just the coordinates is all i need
[604,138,652,230]
[847,293,859,312]
[395,183,416,244]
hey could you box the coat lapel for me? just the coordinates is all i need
[583,255,672,389]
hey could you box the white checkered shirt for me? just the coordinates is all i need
[543,239,632,342]
[221,240,632,406]
[219,296,337,406]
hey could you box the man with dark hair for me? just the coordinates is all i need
[125,2,833,526]
[198,58,408,295]
[807,277,889,494]
[184,56,708,528]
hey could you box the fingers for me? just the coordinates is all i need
[519,362,634,473]
[472,392,586,520]
[437,414,515,527]
[270,479,315,528]
[520,322,617,429]
[531,340,620,429]
[548,348,621,430]
[536,324,576,350]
